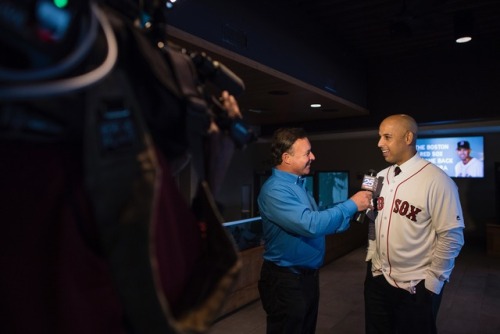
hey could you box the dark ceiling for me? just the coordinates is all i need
[296,0,500,61]
[166,0,500,137]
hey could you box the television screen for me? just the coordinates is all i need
[304,174,314,198]
[416,136,484,178]
[315,171,349,210]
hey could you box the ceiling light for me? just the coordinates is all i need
[454,11,474,44]
[310,103,321,108]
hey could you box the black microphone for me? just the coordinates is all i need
[355,169,379,223]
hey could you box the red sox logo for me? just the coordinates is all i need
[377,197,422,222]
[377,197,384,211]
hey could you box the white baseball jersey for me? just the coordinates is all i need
[454,157,483,177]
[367,153,465,294]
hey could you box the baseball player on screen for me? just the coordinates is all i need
[364,114,465,334]
[455,140,484,177]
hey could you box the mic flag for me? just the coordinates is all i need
[360,173,378,192]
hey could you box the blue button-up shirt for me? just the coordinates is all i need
[258,168,358,269]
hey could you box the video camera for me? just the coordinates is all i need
[0,0,257,149]
[189,51,256,149]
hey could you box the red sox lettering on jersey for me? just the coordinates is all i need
[392,199,422,222]
[376,197,423,222]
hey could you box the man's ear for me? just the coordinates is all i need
[282,152,291,165]
[406,131,414,145]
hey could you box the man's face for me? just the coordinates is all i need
[457,148,471,161]
[378,119,410,165]
[286,138,315,176]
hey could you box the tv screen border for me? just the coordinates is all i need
[416,135,484,179]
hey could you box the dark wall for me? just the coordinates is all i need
[367,40,500,125]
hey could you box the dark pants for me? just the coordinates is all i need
[364,262,444,334]
[258,261,320,334]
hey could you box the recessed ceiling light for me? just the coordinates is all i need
[456,36,472,43]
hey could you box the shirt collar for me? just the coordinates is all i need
[395,152,423,173]
[272,168,305,186]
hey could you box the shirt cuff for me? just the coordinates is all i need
[365,239,376,262]
[425,275,445,294]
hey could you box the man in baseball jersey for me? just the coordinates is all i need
[364,114,465,334]
[455,140,484,177]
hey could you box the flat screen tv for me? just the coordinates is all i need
[416,135,484,178]
[314,171,349,210]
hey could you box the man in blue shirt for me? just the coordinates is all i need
[257,128,373,334]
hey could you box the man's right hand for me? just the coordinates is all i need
[350,190,373,211]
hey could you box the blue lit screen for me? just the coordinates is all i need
[416,136,484,178]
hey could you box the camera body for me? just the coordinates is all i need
[190,52,256,148]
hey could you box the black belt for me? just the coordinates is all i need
[264,260,319,276]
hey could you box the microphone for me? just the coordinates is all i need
[355,169,379,223]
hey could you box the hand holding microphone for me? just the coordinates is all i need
[354,169,380,223]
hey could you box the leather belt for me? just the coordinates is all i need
[264,260,319,276]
